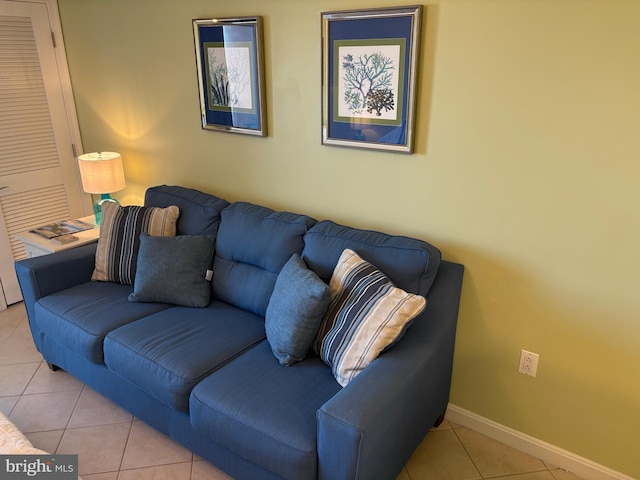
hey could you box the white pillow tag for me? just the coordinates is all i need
[205,269,213,281]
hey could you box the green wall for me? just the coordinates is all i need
[58,0,640,477]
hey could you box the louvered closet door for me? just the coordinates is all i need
[0,0,87,308]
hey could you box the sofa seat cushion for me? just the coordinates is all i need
[189,342,342,480]
[34,282,171,364]
[103,301,266,411]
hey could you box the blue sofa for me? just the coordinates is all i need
[16,185,464,480]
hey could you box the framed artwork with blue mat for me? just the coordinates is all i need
[321,6,422,153]
[193,16,267,136]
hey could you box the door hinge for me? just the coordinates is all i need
[51,31,57,48]
[71,144,77,158]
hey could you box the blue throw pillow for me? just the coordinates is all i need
[265,254,331,366]
[129,234,215,308]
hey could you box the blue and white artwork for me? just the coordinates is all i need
[338,43,401,121]
[206,44,253,110]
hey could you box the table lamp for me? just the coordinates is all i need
[77,151,126,224]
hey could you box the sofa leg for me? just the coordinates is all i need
[433,408,447,428]
[46,362,60,372]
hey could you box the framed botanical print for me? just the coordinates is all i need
[193,17,267,136]
[321,6,422,153]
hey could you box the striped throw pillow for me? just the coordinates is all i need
[313,249,426,387]
[92,202,179,285]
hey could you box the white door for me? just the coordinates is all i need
[0,0,89,309]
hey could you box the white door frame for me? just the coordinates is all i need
[0,0,91,309]
[33,0,87,185]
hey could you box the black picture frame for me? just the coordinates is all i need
[193,17,267,136]
[322,6,422,153]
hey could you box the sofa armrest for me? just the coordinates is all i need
[15,244,97,339]
[317,261,464,480]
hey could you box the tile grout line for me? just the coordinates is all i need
[49,375,84,457]
[451,424,564,480]
[4,362,40,416]
[62,381,86,431]
[451,426,485,479]
[190,457,196,480]
[115,414,136,478]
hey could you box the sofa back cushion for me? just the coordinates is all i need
[213,202,317,316]
[144,185,230,236]
[302,220,441,297]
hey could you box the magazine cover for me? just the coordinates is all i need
[30,219,94,239]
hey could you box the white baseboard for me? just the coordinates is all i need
[445,404,636,480]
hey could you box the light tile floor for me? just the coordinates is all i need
[0,302,585,480]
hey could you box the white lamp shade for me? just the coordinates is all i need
[77,152,126,194]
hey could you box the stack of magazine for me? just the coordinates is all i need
[30,219,94,244]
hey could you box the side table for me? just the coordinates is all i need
[14,215,100,258]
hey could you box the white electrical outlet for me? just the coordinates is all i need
[518,350,539,377]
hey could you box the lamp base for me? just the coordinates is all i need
[94,193,119,225]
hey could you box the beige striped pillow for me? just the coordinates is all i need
[313,249,426,387]
[92,202,179,284]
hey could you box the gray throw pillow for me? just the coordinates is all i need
[128,234,215,308]
[265,253,331,366]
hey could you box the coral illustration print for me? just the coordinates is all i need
[207,44,253,110]
[338,42,401,121]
